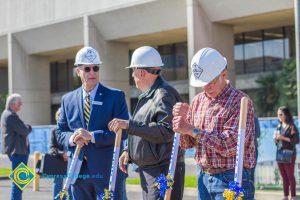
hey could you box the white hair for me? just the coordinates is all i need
[5,93,22,110]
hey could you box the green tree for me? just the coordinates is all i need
[0,92,7,114]
[277,58,297,113]
[274,168,280,185]
[255,73,280,117]
[255,58,297,116]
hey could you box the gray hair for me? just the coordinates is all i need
[5,93,22,110]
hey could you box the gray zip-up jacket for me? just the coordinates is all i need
[127,76,185,168]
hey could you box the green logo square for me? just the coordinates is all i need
[8,162,36,190]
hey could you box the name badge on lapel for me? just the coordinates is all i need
[92,101,103,106]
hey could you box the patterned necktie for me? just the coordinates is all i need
[84,94,91,127]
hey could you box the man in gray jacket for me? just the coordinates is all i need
[109,46,185,200]
[1,93,32,200]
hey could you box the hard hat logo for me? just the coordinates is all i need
[190,47,227,87]
[74,46,102,66]
[85,50,97,62]
[192,63,203,79]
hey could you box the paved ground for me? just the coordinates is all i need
[0,155,296,199]
[0,177,290,200]
[0,177,198,200]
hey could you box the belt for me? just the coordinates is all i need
[202,167,233,175]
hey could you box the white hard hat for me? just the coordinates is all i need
[190,47,227,87]
[126,46,164,68]
[74,46,102,66]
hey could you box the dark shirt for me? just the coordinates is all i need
[276,123,299,151]
[49,128,65,159]
[254,117,261,149]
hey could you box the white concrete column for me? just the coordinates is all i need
[186,0,234,102]
[83,16,130,107]
[7,33,50,125]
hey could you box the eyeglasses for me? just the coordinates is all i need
[80,66,100,73]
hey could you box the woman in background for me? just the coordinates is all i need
[273,106,299,200]
[49,108,72,199]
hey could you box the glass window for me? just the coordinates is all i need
[50,62,58,92]
[234,44,244,74]
[244,30,264,73]
[128,42,188,85]
[234,26,295,74]
[57,62,68,92]
[128,42,189,115]
[234,33,245,74]
[285,26,295,58]
[263,28,284,71]
[50,59,80,93]
[159,43,188,81]
[0,66,8,93]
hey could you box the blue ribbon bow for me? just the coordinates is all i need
[155,174,174,197]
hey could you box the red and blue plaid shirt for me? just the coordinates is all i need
[180,83,256,169]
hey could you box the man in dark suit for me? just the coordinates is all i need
[1,93,32,200]
[56,46,129,200]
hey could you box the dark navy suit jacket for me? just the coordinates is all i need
[56,83,129,188]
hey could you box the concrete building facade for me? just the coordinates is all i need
[0,0,295,124]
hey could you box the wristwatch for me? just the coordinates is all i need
[192,128,200,137]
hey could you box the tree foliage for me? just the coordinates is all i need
[0,92,7,114]
[274,168,280,185]
[255,73,280,117]
[255,58,297,117]
[277,59,297,112]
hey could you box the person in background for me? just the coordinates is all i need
[109,46,185,200]
[274,106,299,200]
[1,93,32,200]
[172,47,256,200]
[254,117,261,163]
[49,108,72,199]
[250,117,261,183]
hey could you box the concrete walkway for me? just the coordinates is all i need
[0,178,197,200]
[0,177,291,200]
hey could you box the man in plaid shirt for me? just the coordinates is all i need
[172,48,256,200]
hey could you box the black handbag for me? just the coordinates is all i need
[35,153,68,175]
[276,149,294,163]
